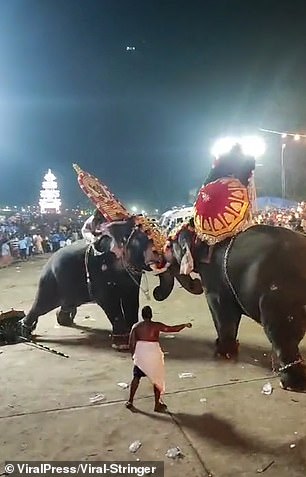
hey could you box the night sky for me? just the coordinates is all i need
[1,0,306,210]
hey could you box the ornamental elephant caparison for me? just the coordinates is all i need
[18,218,174,350]
[156,223,306,392]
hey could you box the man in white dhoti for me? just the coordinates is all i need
[126,306,192,412]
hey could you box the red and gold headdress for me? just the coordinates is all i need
[73,164,166,255]
[194,177,252,245]
[73,164,130,221]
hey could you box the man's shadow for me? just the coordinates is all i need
[170,412,306,469]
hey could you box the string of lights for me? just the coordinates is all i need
[259,128,306,140]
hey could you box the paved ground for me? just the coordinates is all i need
[0,255,306,476]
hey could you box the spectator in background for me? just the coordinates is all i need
[34,234,44,254]
[19,236,28,260]
[26,235,33,257]
[0,240,12,267]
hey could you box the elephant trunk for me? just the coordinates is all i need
[153,263,203,300]
[171,262,203,295]
[153,269,175,301]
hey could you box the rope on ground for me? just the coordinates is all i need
[0,373,278,421]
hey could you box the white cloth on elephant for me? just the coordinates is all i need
[81,217,123,258]
[133,341,165,394]
[180,245,194,275]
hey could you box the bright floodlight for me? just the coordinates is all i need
[239,136,266,158]
[210,137,238,158]
[294,134,300,141]
[282,133,287,138]
[131,206,138,213]
[211,135,266,159]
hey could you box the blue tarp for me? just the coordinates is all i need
[256,196,298,210]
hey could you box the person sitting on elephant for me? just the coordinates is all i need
[126,305,192,412]
[81,209,107,243]
[194,143,256,263]
[204,143,256,188]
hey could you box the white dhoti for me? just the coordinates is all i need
[133,341,165,394]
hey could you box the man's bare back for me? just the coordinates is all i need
[129,320,191,355]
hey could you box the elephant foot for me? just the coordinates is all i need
[111,334,130,351]
[16,319,37,341]
[215,338,239,359]
[56,309,76,327]
[279,362,306,392]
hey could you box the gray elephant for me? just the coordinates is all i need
[19,218,173,349]
[155,223,306,392]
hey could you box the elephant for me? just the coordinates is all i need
[155,223,306,392]
[18,217,174,350]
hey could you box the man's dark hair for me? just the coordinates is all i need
[142,306,152,320]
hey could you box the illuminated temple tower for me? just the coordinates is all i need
[39,169,61,214]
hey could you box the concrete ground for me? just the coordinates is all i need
[0,255,305,476]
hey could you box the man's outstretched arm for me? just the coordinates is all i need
[157,322,192,333]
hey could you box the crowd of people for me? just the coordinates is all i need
[0,216,83,267]
[253,206,306,232]
[1,202,306,268]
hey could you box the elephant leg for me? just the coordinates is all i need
[19,276,60,338]
[206,291,242,359]
[96,283,130,350]
[56,306,77,327]
[260,294,306,392]
[121,282,140,331]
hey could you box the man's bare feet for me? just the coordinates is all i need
[125,401,137,412]
[154,402,168,413]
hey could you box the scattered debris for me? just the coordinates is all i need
[290,444,296,449]
[117,382,129,389]
[164,335,175,339]
[261,382,273,395]
[256,460,275,473]
[16,270,20,273]
[263,353,267,357]
[291,398,299,403]
[229,378,239,382]
[254,359,259,362]
[178,372,195,379]
[129,440,142,453]
[89,393,106,404]
[200,398,207,403]
[166,447,184,459]
[0,350,3,354]
[294,431,298,435]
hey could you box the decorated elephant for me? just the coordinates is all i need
[155,222,306,391]
[18,217,174,350]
